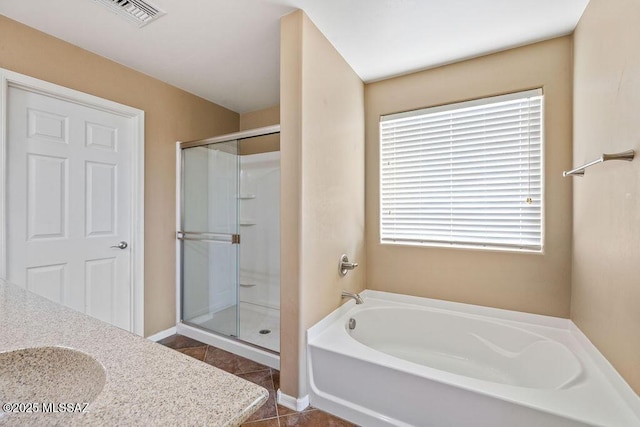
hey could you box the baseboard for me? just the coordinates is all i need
[277,389,309,412]
[146,326,177,342]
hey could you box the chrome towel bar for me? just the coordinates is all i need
[563,149,635,177]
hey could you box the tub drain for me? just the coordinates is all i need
[259,329,271,335]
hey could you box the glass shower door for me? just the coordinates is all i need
[180,141,240,337]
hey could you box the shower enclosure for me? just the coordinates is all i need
[176,125,280,366]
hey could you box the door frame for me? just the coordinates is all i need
[0,68,145,336]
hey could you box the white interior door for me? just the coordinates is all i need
[6,86,133,331]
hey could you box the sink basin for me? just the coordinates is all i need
[0,347,106,403]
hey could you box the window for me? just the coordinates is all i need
[380,89,543,252]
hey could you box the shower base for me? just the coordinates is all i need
[177,302,280,369]
[197,302,280,352]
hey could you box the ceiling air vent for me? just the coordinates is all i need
[92,0,166,27]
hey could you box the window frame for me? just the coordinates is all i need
[378,89,545,254]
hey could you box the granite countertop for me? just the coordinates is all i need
[0,279,268,426]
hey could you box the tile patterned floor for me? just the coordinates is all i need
[158,335,357,427]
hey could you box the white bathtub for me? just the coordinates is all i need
[307,290,640,427]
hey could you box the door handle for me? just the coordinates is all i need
[110,241,128,249]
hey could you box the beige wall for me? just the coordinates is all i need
[280,10,365,398]
[280,11,303,398]
[239,105,280,155]
[365,37,573,318]
[240,105,280,130]
[0,15,239,336]
[571,0,640,393]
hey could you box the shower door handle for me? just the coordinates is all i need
[177,231,240,244]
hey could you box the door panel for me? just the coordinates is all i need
[86,122,117,151]
[85,257,116,324]
[85,161,117,237]
[28,108,69,144]
[7,86,133,331]
[26,263,66,304]
[27,154,68,240]
[181,142,240,337]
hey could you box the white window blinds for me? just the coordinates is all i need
[380,89,543,251]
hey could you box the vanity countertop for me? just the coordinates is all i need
[0,279,268,426]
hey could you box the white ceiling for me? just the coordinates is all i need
[0,0,589,113]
